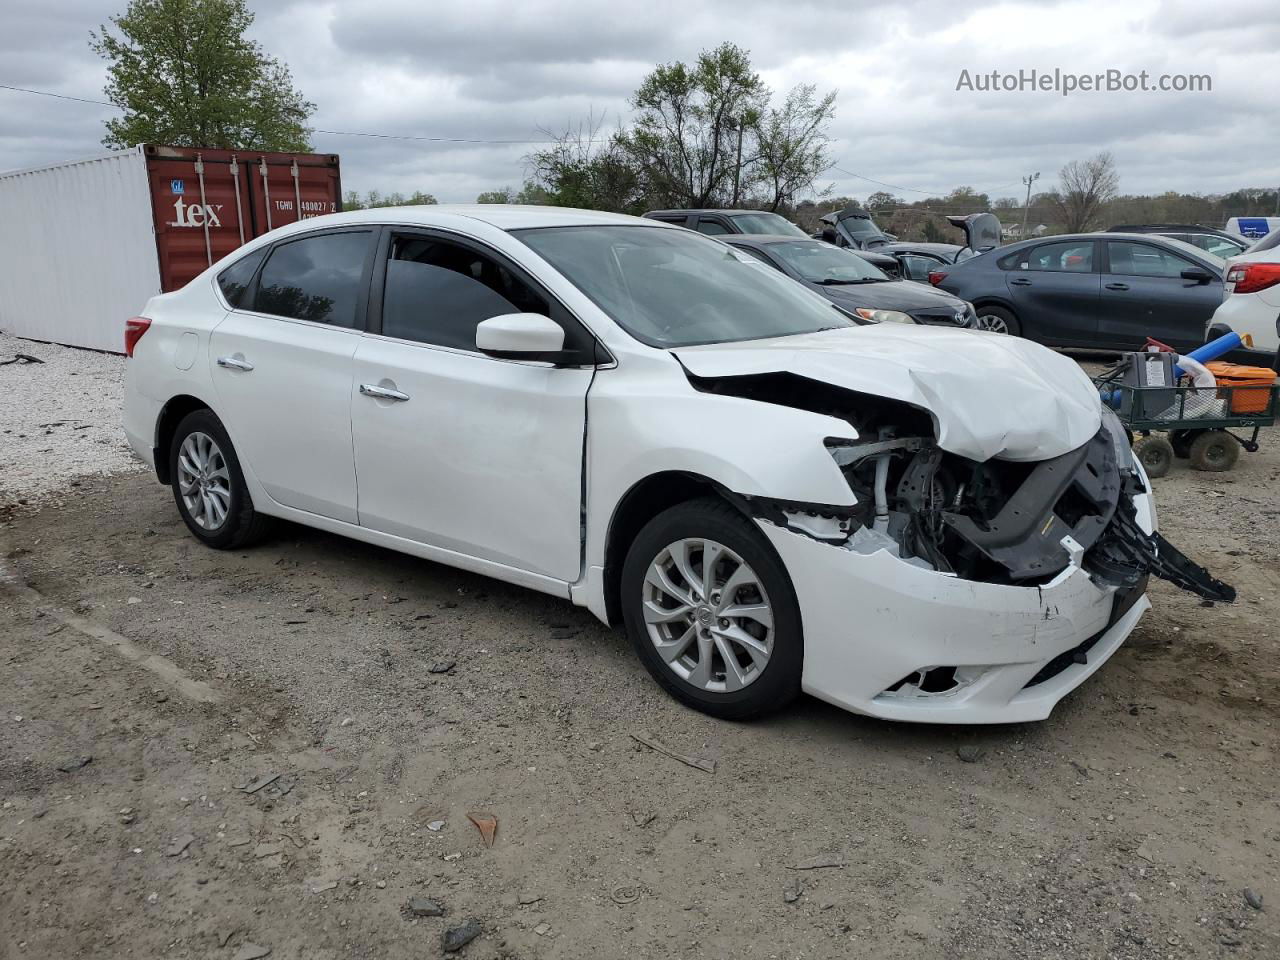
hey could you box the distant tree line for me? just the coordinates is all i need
[342,190,437,210]
[498,43,836,215]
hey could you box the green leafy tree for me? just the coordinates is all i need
[476,187,516,203]
[91,0,314,150]
[752,83,837,211]
[622,42,768,208]
[343,189,437,210]
[526,115,646,214]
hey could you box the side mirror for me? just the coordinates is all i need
[476,313,567,361]
[1181,268,1214,284]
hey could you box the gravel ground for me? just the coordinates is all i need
[0,341,1277,959]
[0,333,142,506]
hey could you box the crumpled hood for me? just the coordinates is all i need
[674,324,1102,462]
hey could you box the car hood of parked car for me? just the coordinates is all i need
[816,279,967,313]
[673,324,1102,463]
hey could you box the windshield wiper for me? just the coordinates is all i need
[817,277,883,285]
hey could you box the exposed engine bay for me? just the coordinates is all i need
[691,370,1236,603]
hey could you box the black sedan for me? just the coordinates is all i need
[929,232,1224,349]
[724,235,975,327]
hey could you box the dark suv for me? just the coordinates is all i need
[1107,224,1249,259]
[642,208,811,238]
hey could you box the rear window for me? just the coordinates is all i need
[254,231,371,327]
[217,248,266,308]
[1248,229,1280,254]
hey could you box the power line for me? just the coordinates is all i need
[0,82,114,106]
[0,82,601,145]
[830,164,1022,200]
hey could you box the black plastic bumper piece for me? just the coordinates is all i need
[1085,495,1236,603]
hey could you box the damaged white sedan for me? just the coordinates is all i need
[123,206,1233,724]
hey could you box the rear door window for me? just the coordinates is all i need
[1026,241,1095,273]
[254,231,373,327]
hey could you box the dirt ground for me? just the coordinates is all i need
[2,391,1279,959]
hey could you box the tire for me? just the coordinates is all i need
[1131,434,1175,479]
[169,409,272,549]
[972,305,1021,337]
[1188,430,1239,472]
[620,497,803,720]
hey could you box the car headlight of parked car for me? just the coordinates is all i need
[853,308,914,324]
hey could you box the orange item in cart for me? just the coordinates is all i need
[1205,362,1278,414]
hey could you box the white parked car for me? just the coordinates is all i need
[123,206,1232,724]
[1209,228,1280,355]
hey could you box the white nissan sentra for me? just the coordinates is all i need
[123,206,1233,723]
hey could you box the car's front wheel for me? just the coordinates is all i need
[169,409,271,549]
[620,498,803,719]
[973,305,1020,336]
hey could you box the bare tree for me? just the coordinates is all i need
[1051,152,1119,232]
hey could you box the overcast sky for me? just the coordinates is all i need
[2,0,1277,204]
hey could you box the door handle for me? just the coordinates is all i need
[216,356,254,371]
[1105,282,1130,291]
[1009,278,1032,286]
[359,383,410,402]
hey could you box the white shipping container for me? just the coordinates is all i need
[0,147,161,354]
[1,144,343,354]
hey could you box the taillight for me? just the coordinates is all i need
[927,271,947,287]
[124,317,151,357]
[1227,263,1280,295]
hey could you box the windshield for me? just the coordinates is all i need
[766,240,889,283]
[514,225,856,347]
[728,212,809,237]
[1162,237,1226,272]
[839,216,882,237]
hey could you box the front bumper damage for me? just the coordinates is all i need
[741,410,1234,723]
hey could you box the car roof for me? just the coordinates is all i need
[1107,224,1237,236]
[643,209,777,218]
[272,204,665,235]
[878,242,962,254]
[721,234,820,246]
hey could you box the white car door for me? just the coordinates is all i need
[350,229,598,583]
[209,228,376,523]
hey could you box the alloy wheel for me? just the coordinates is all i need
[642,538,774,693]
[177,431,231,530]
[975,313,1011,334]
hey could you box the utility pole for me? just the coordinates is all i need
[1021,172,1040,239]
[732,120,744,207]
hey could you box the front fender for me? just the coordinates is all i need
[584,379,858,571]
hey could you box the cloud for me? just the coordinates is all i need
[1,0,1277,204]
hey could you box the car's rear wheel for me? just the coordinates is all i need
[1132,434,1175,479]
[973,306,1020,336]
[169,409,271,549]
[620,498,803,719]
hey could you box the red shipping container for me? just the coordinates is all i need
[0,144,343,352]
[144,144,343,291]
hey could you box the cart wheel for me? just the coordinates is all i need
[1170,429,1196,459]
[1132,434,1175,478]
[1188,430,1239,472]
